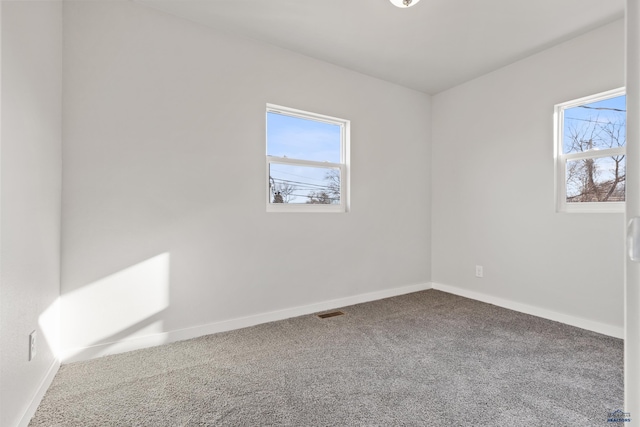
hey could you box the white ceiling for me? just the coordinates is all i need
[136,0,624,94]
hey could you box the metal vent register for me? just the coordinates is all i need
[317,311,344,319]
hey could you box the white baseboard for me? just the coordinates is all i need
[431,282,624,339]
[62,282,432,363]
[18,359,60,427]
[61,281,623,363]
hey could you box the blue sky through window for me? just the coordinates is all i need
[267,112,341,162]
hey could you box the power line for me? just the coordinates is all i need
[577,105,626,112]
[565,116,626,125]
[286,193,340,202]
[288,193,339,199]
[271,178,332,189]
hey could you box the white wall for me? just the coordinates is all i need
[432,20,625,334]
[61,1,432,360]
[0,1,62,426]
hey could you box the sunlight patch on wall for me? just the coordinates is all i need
[38,296,60,358]
[61,253,170,357]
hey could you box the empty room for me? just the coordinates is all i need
[1,0,639,426]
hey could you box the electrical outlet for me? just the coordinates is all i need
[29,330,37,361]
[475,265,484,278]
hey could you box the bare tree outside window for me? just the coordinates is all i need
[306,191,333,204]
[269,169,340,204]
[564,112,626,202]
[325,169,341,202]
[305,170,340,204]
[269,177,297,203]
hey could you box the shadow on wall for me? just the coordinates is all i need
[58,253,171,363]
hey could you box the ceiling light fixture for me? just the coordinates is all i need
[389,0,421,8]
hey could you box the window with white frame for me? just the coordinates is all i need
[555,88,626,213]
[266,104,349,212]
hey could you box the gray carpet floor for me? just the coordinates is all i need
[29,290,623,426]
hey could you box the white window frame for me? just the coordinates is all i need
[266,104,350,213]
[554,87,626,213]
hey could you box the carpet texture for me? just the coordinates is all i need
[29,290,623,426]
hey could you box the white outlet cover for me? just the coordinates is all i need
[29,330,37,361]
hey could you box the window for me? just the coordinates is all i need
[266,104,349,212]
[554,88,626,213]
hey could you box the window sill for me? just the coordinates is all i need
[267,203,346,213]
[558,202,625,214]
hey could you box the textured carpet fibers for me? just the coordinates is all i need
[29,290,623,426]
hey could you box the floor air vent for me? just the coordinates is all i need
[317,311,344,319]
